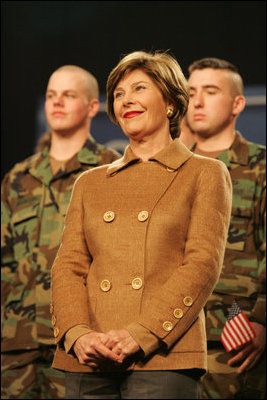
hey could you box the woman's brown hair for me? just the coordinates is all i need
[106,50,189,139]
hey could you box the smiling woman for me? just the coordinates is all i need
[107,51,188,143]
[112,69,171,146]
[51,50,233,399]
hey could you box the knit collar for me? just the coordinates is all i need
[106,138,193,176]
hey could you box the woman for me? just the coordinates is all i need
[51,50,232,399]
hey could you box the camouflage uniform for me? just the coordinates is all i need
[1,134,120,399]
[194,132,266,399]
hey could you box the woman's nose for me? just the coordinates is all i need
[122,92,135,106]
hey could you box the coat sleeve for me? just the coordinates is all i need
[51,171,92,347]
[126,160,232,355]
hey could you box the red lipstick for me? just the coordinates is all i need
[124,111,143,119]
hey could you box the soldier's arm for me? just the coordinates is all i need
[250,180,266,326]
[1,174,17,319]
[228,321,266,373]
[228,161,266,373]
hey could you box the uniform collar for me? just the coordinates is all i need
[29,133,100,184]
[218,131,249,167]
[77,134,100,165]
[106,138,193,176]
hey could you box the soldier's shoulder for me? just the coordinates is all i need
[246,140,266,169]
[239,133,266,158]
[96,142,122,162]
[247,140,266,156]
[2,153,42,183]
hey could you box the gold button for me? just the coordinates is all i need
[103,211,115,222]
[49,304,54,314]
[166,167,175,172]
[100,279,111,292]
[163,321,173,331]
[132,277,143,290]
[183,296,193,307]
[54,327,59,338]
[173,308,183,319]
[138,211,148,222]
[51,315,56,326]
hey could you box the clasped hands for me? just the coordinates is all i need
[73,329,141,368]
[227,322,266,374]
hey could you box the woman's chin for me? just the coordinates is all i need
[124,130,144,141]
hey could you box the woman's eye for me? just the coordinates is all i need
[136,86,145,91]
[114,92,123,99]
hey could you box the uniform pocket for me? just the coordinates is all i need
[226,207,251,251]
[12,206,38,225]
[11,203,38,260]
[1,285,24,340]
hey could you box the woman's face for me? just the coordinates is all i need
[113,69,170,141]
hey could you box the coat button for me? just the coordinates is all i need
[51,315,56,326]
[49,304,54,314]
[138,211,148,222]
[183,296,193,306]
[163,321,173,331]
[132,277,143,290]
[54,327,59,338]
[100,279,111,292]
[173,308,184,319]
[103,211,115,222]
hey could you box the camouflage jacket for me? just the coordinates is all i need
[197,132,266,341]
[1,135,120,352]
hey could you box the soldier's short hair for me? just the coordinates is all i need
[50,65,99,100]
[188,57,244,96]
[106,50,189,139]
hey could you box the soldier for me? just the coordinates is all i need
[1,65,121,399]
[186,57,266,399]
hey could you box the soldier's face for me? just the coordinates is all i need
[187,68,237,138]
[45,70,92,134]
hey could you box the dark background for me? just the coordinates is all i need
[1,1,266,180]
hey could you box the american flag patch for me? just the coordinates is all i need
[220,299,256,352]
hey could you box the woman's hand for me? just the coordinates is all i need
[227,322,266,374]
[105,329,141,363]
[73,331,121,368]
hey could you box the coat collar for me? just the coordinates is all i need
[106,138,193,176]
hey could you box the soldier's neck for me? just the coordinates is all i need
[49,128,89,161]
[195,128,236,153]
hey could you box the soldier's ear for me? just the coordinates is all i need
[232,95,246,117]
[88,99,99,118]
